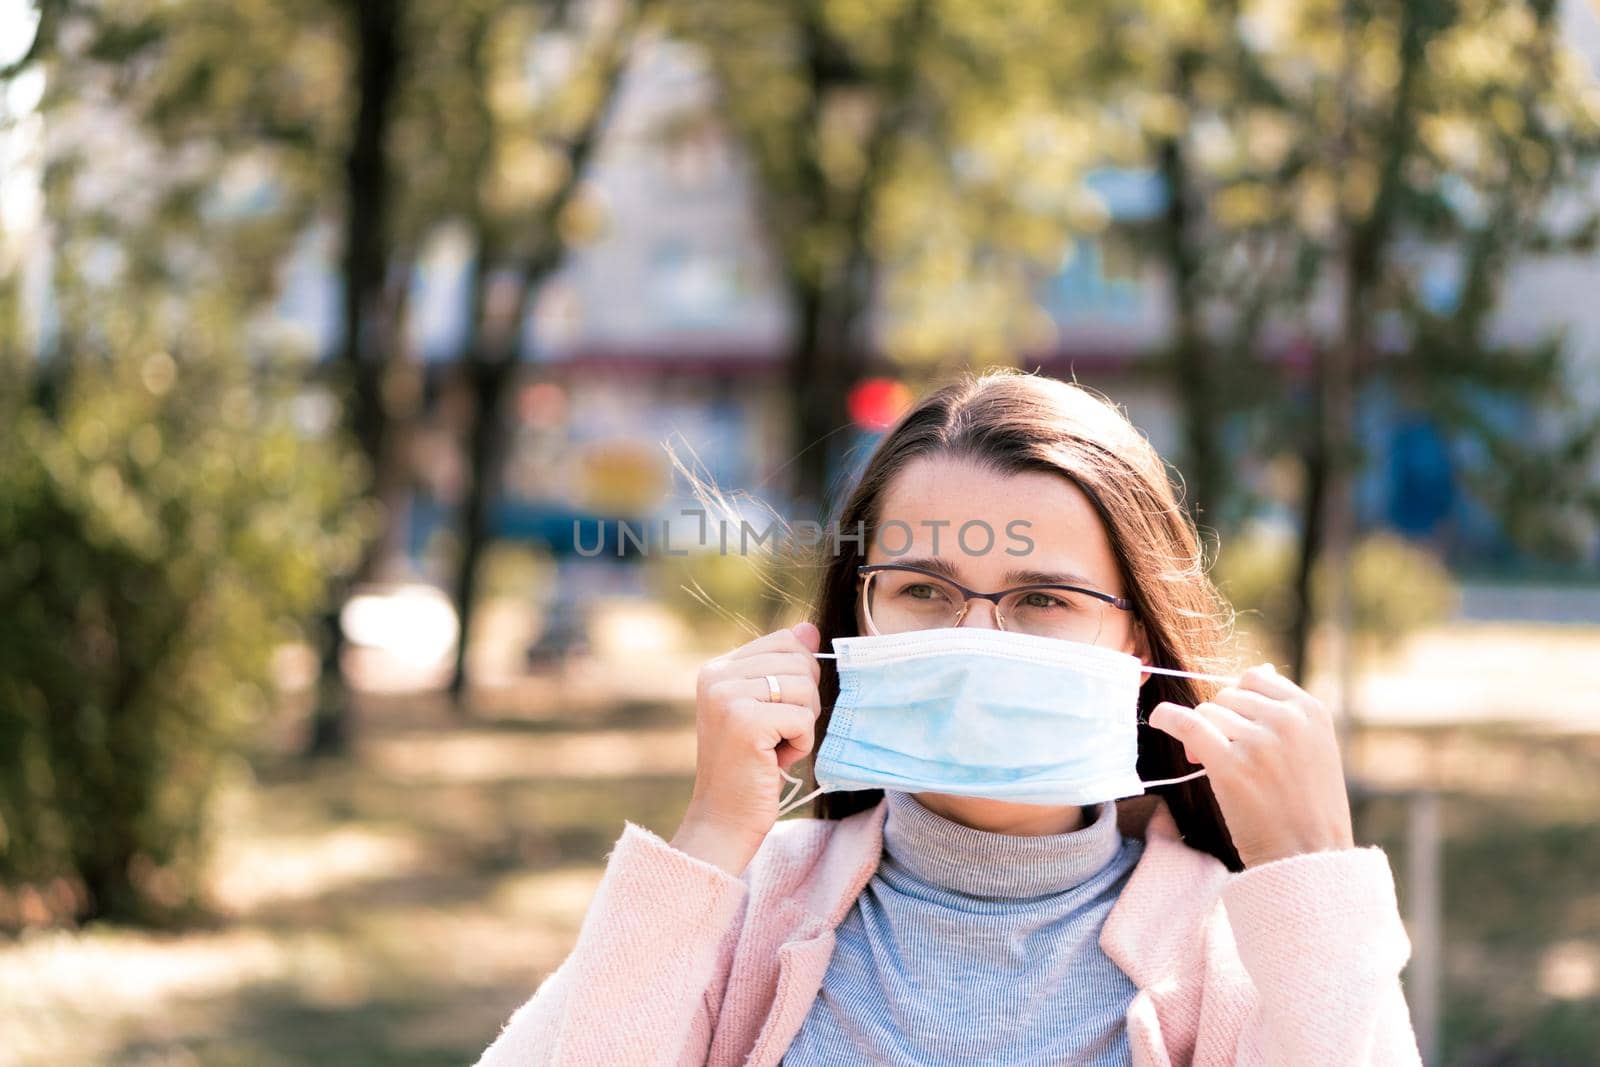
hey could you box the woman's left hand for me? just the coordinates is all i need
[1147,663,1356,869]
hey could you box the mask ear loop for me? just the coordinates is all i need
[771,650,855,816]
[770,651,847,817]
[1141,664,1240,685]
[776,766,824,818]
[1138,767,1210,786]
[1135,664,1242,788]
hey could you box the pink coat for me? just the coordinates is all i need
[476,793,1423,1066]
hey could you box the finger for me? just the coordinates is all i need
[737,700,815,754]
[1210,686,1300,726]
[775,737,815,772]
[1148,701,1233,767]
[726,651,822,684]
[727,627,816,662]
[790,621,822,653]
[1237,663,1306,703]
[1191,700,1257,741]
[1238,664,1332,720]
[730,674,819,711]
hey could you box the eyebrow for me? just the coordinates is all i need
[889,556,1104,591]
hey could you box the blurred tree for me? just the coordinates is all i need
[1090,1,1317,534]
[338,0,405,513]
[1100,0,1600,678]
[307,0,411,755]
[0,0,372,920]
[0,308,365,925]
[7,0,666,715]
[668,0,933,521]
[434,0,655,703]
[5,0,400,753]
[1276,0,1600,679]
[673,0,1115,521]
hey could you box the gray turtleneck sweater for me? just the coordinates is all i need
[779,790,1145,1066]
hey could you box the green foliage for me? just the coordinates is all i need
[1341,530,1462,644]
[1215,524,1459,657]
[0,349,370,923]
[1211,523,1302,649]
[1114,0,1600,552]
[669,0,1106,366]
[476,542,556,602]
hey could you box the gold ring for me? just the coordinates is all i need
[764,674,782,702]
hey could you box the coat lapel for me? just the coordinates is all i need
[734,794,1227,1067]
[740,924,838,1067]
[730,802,888,1067]
[1101,796,1233,1067]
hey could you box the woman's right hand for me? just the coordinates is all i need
[669,622,823,877]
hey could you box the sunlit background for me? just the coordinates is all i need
[2,0,1599,1064]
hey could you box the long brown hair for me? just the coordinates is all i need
[803,368,1245,871]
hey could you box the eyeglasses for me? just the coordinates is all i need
[858,563,1135,646]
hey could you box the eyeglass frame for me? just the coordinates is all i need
[856,562,1136,636]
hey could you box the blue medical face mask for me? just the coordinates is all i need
[775,627,1237,817]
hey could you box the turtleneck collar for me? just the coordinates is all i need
[880,790,1126,899]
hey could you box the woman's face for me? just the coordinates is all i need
[858,453,1150,835]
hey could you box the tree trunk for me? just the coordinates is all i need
[1155,93,1223,529]
[779,0,923,525]
[786,280,854,523]
[1288,409,1328,681]
[78,852,138,924]
[307,0,404,757]
[444,2,646,703]
[447,348,515,706]
[1284,0,1422,689]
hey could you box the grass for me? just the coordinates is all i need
[2,695,1598,1065]
[0,692,698,1067]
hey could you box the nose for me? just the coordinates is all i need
[955,596,1003,630]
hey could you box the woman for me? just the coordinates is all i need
[477,370,1422,1066]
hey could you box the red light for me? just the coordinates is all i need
[519,382,566,424]
[847,378,913,431]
